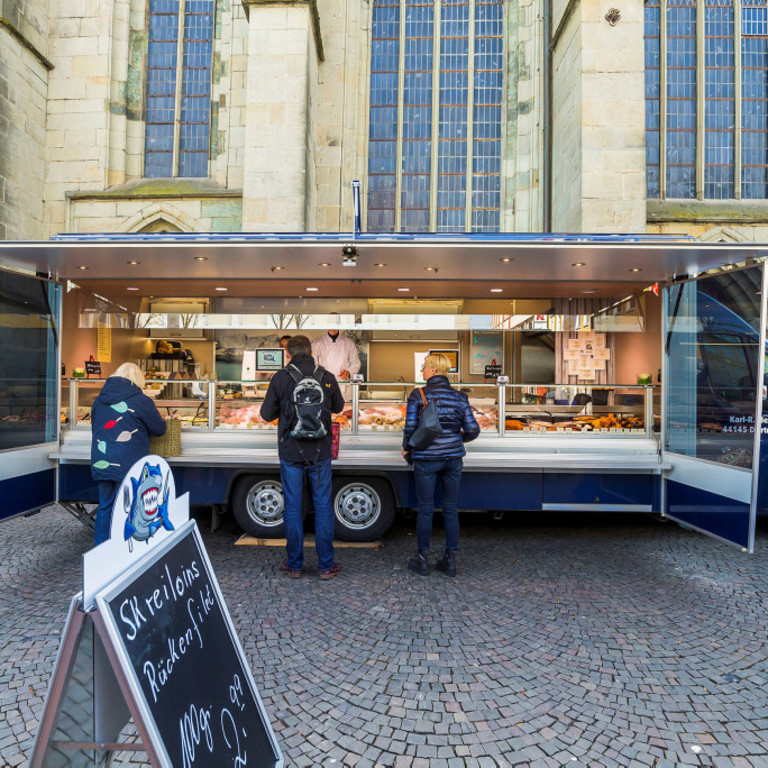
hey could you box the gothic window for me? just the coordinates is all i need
[645,0,768,200]
[367,0,504,232]
[144,0,215,178]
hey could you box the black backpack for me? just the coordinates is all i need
[286,364,328,440]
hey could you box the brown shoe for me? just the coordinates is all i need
[280,561,302,579]
[319,563,343,581]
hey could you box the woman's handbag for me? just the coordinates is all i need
[408,388,442,450]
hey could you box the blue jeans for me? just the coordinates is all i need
[413,457,463,552]
[95,481,119,545]
[280,458,335,572]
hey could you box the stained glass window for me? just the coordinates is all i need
[145,0,214,178]
[645,0,768,200]
[367,0,504,232]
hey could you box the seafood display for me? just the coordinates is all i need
[505,413,645,431]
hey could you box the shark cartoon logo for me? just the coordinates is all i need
[123,461,174,550]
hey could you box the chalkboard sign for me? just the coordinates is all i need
[484,364,502,378]
[96,521,281,768]
[85,359,102,375]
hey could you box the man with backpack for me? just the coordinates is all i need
[260,335,345,580]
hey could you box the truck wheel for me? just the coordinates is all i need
[232,475,286,538]
[332,477,395,542]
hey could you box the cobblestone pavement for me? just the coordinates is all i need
[2,506,768,767]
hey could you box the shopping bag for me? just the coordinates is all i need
[149,418,181,457]
[408,388,442,450]
[331,421,340,460]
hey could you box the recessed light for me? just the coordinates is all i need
[77,265,89,270]
[194,256,208,262]
[319,262,331,267]
[397,287,410,292]
[215,287,228,291]
[271,265,285,272]
[580,289,598,294]
[629,267,642,273]
[126,287,139,291]
[490,288,503,293]
[305,287,319,292]
[572,262,586,267]
[500,257,513,263]
[424,266,437,272]
[375,263,387,268]
[127,260,140,265]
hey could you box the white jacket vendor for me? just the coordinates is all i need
[312,329,361,401]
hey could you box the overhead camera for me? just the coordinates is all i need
[342,243,358,267]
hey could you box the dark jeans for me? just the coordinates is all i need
[413,457,463,552]
[95,480,119,545]
[280,458,335,572]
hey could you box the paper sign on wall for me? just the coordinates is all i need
[97,322,112,363]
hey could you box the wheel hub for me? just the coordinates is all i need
[247,482,284,525]
[336,485,380,528]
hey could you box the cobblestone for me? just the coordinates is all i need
[2,508,768,765]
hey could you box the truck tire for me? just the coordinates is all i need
[231,475,287,538]
[332,477,395,542]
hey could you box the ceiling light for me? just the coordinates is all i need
[629,267,642,273]
[500,257,513,263]
[572,262,586,267]
[397,287,410,292]
[126,287,139,291]
[305,287,319,292]
[271,265,285,272]
[580,289,598,294]
[424,266,437,272]
[77,265,89,270]
[319,262,331,267]
[127,260,140,265]
[215,287,228,291]
[490,288,503,293]
[375,263,386,267]
[194,256,208,262]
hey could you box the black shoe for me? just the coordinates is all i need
[407,551,429,576]
[436,549,456,577]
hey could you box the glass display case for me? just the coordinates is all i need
[62,379,656,438]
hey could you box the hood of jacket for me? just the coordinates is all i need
[96,376,143,405]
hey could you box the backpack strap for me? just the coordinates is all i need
[287,363,303,384]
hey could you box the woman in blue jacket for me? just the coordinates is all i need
[402,354,480,576]
[90,362,166,545]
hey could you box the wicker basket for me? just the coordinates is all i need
[150,418,181,457]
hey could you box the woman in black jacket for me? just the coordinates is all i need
[402,354,480,576]
[90,362,167,545]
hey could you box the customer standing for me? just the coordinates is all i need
[260,335,345,580]
[402,353,480,576]
[90,362,167,546]
[311,312,361,401]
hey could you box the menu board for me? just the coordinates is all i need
[96,524,281,768]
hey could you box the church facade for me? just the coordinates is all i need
[1,0,767,243]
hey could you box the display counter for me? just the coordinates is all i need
[56,381,664,541]
[62,378,655,437]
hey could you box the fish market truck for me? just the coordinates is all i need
[2,233,767,551]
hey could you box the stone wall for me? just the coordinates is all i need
[241,1,320,231]
[551,0,646,233]
[551,0,581,231]
[0,0,49,239]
